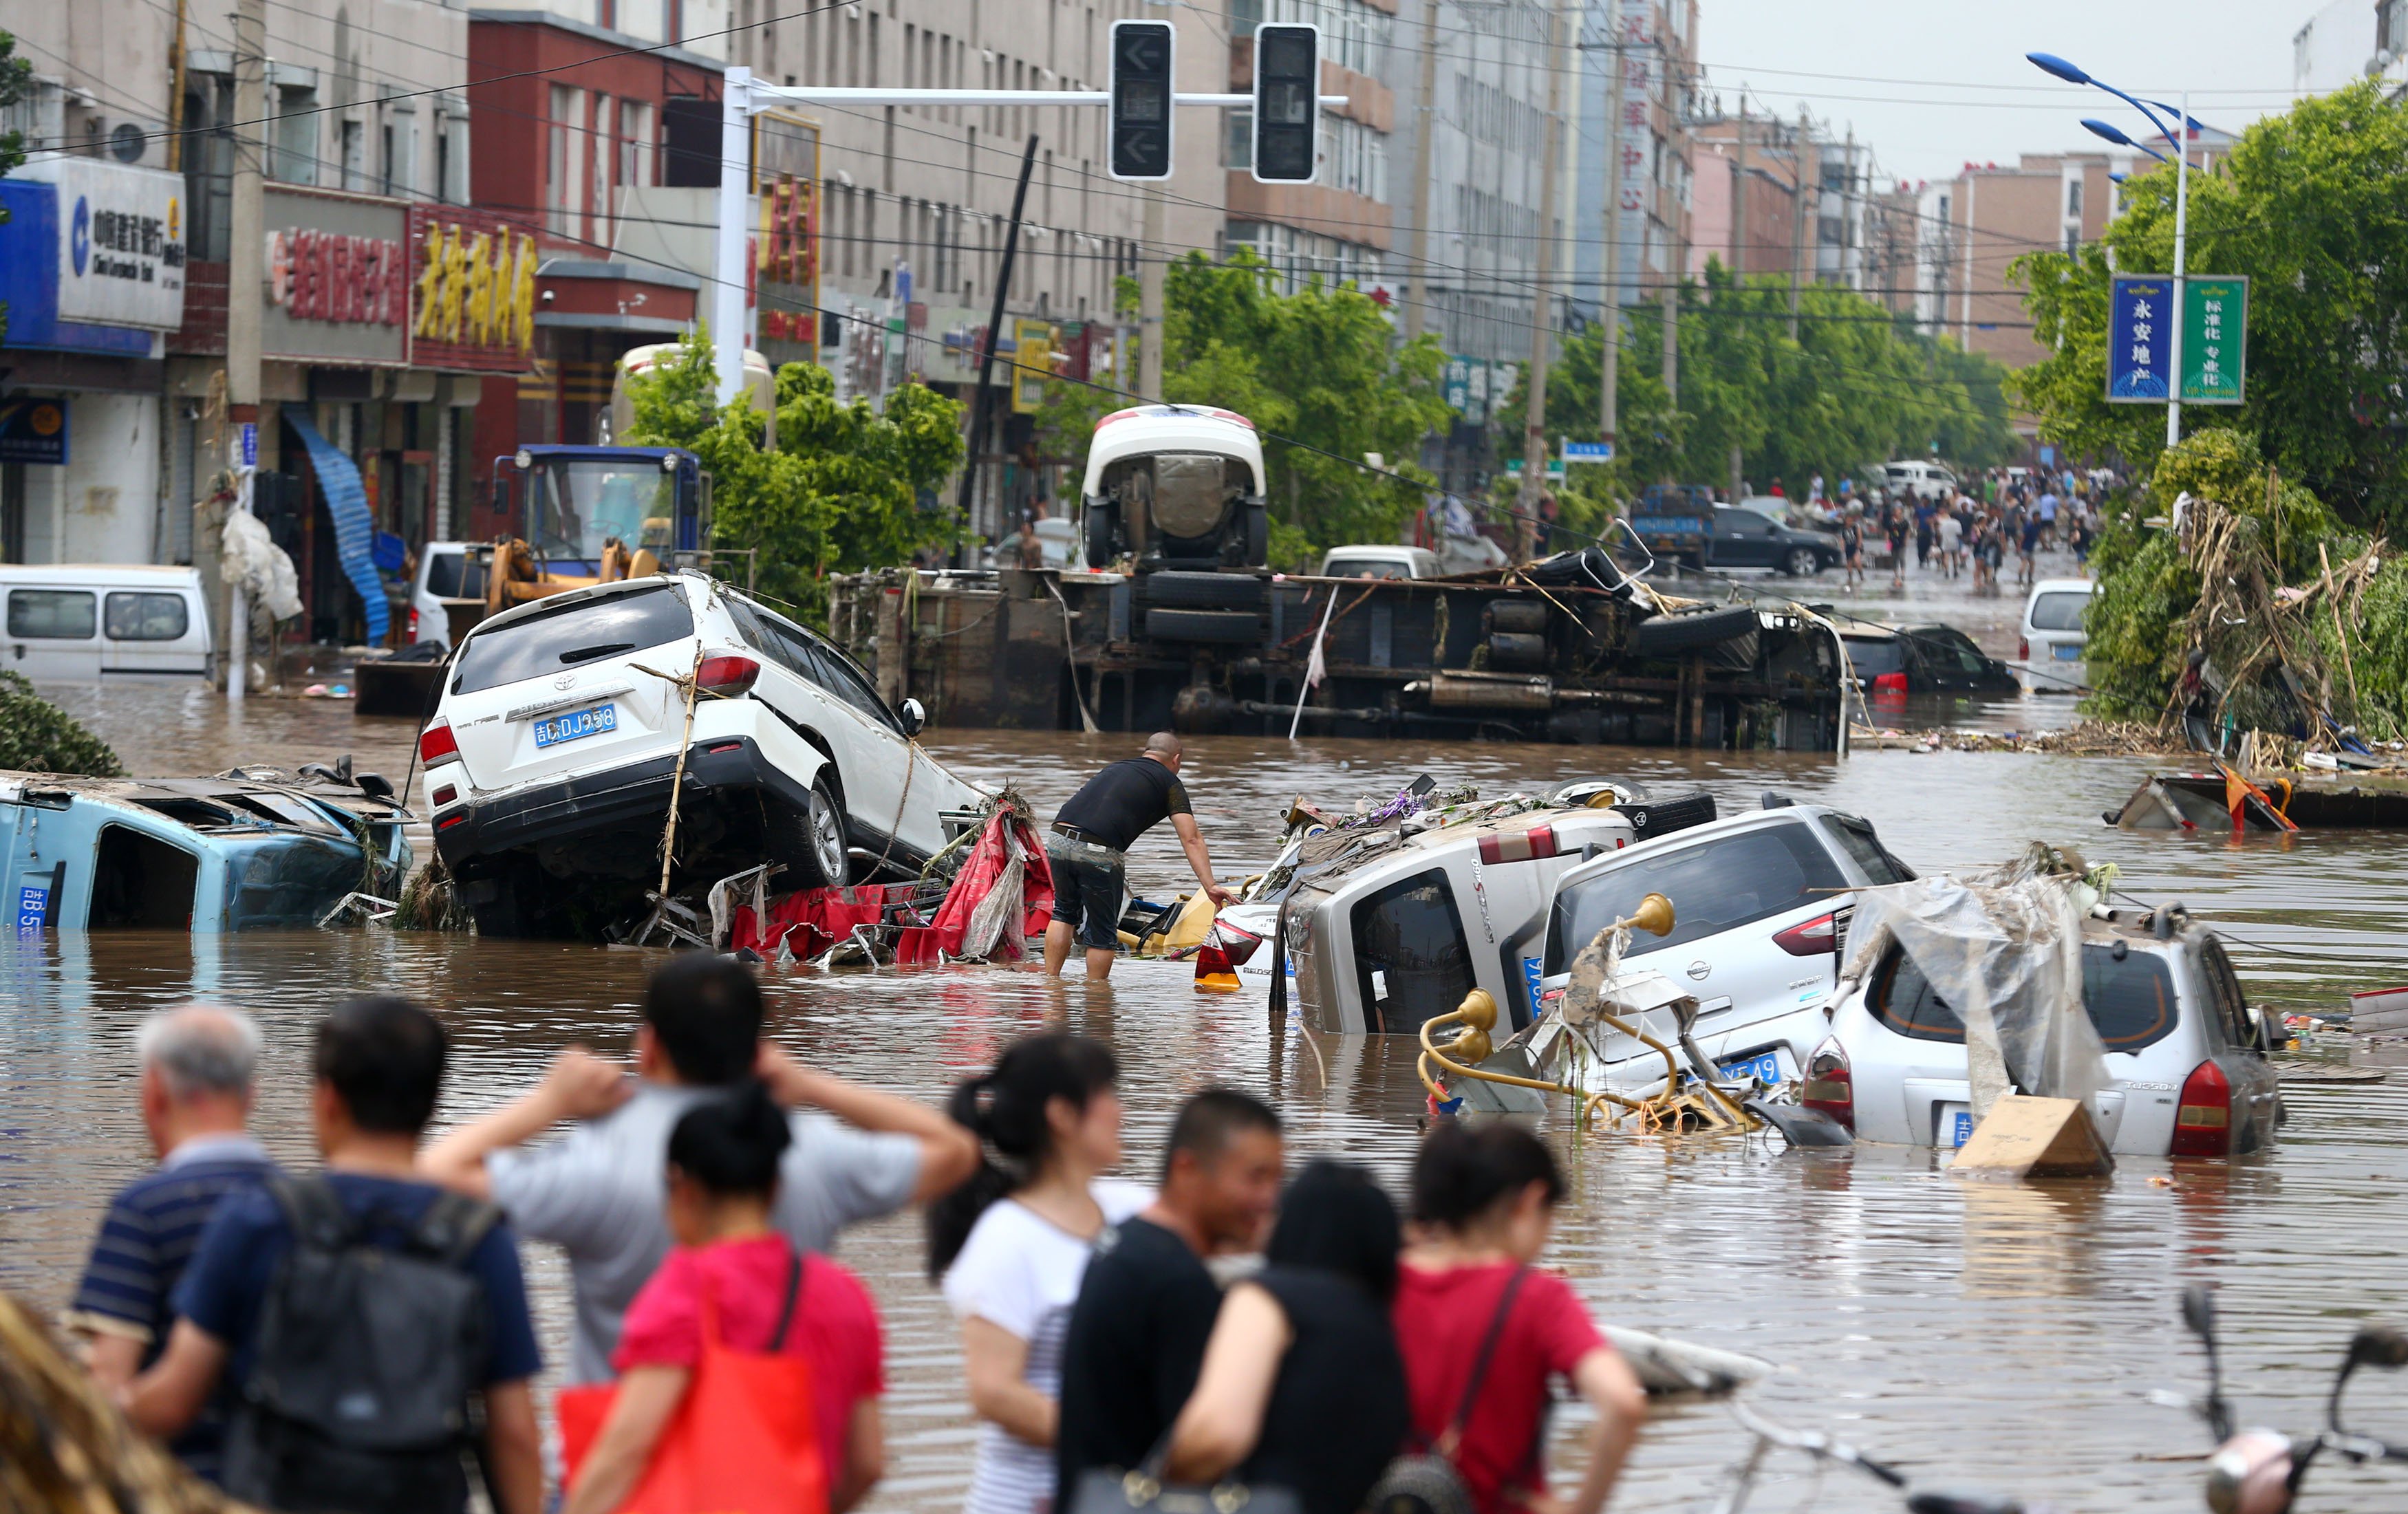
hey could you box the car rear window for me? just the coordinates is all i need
[449,581,693,695]
[1844,638,1904,677]
[1545,821,1847,972]
[2029,591,2089,631]
[1868,943,2181,1052]
[425,552,464,598]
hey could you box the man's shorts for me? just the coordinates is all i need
[1047,843,1126,951]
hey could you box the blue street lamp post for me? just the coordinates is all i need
[2029,52,2195,446]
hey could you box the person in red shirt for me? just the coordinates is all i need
[563,1084,887,1514]
[1392,1124,1644,1514]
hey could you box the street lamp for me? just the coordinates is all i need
[2028,50,2199,446]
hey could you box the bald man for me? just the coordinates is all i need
[69,1005,279,1484]
[1045,732,1234,980]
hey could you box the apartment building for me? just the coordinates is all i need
[2295,0,2408,97]
[1224,0,1397,292]
[1571,0,1696,323]
[1687,108,1867,291]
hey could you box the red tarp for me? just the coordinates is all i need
[928,810,1055,961]
[733,883,921,960]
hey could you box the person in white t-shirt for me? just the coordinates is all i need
[931,1034,1142,1514]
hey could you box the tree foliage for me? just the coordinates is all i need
[621,330,963,626]
[1037,252,1450,565]
[0,671,124,777]
[1509,264,2016,504]
[2012,81,2408,526]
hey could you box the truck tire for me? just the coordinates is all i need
[1613,789,1718,841]
[1146,607,1261,644]
[1243,501,1269,567]
[1084,504,1118,569]
[1626,605,1761,658]
[1148,571,1265,609]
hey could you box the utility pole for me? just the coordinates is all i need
[957,136,1040,548]
[1728,98,1745,498]
[224,0,267,700]
[1516,0,1569,561]
[1139,186,1165,399]
[1404,0,1441,343]
[1597,9,1626,455]
[1787,108,1809,340]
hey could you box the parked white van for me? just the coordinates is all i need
[1882,460,1959,501]
[2,565,213,681]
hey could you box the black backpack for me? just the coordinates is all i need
[223,1176,501,1514]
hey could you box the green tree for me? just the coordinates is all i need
[2012,81,2408,526]
[1507,263,2014,501]
[621,331,964,625]
[0,32,34,344]
[1036,252,1450,565]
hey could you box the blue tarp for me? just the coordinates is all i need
[281,405,389,643]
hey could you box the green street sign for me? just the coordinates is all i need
[2180,276,2247,405]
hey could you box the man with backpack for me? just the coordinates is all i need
[125,997,543,1514]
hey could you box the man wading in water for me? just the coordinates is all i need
[1044,733,1234,980]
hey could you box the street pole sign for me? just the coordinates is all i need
[1562,440,1613,462]
[2104,274,2172,402]
[2180,276,2247,405]
[236,422,258,468]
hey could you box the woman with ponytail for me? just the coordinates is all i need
[930,1033,1135,1514]
[562,1082,889,1514]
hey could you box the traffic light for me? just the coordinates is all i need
[1251,23,1318,183]
[1109,20,1175,180]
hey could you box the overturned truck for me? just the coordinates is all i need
[830,554,1848,749]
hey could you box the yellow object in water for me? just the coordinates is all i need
[1159,889,1221,951]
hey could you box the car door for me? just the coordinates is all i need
[6,585,103,680]
[2198,937,2282,1149]
[1710,508,1772,566]
[745,605,910,854]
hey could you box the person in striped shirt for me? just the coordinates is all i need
[66,1005,278,1484]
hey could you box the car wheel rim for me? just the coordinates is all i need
[812,792,845,878]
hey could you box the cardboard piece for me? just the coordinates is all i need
[1948,1094,2114,1179]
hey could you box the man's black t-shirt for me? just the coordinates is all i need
[1053,757,1192,852]
[1055,1217,1222,1508]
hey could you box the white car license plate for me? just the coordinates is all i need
[533,702,619,748]
[1718,1049,1786,1084]
[2052,642,2084,660]
[1942,1105,1974,1147]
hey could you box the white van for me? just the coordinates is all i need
[2,565,214,681]
[1882,460,1959,501]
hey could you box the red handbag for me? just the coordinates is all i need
[557,1249,828,1514]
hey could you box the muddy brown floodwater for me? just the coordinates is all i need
[11,676,2408,1513]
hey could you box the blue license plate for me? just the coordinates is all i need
[533,703,619,748]
[1718,1050,1784,1084]
[1951,1110,1975,1147]
[2052,643,2085,660]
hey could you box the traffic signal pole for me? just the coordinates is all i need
[957,136,1042,544]
[711,65,1349,405]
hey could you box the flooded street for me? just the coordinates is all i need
[10,673,2408,1512]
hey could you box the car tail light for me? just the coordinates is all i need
[2173,1059,2234,1158]
[1194,918,1261,994]
[1801,1037,1853,1131]
[419,717,460,766]
[431,783,457,808]
[409,607,420,640]
[696,654,760,695]
[2018,636,2030,661]
[1774,911,1839,957]
[1871,671,1909,696]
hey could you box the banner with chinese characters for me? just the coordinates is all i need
[756,170,819,356]
[2104,274,2173,402]
[2180,276,2247,405]
[261,185,410,365]
[1610,0,1655,309]
[406,206,537,373]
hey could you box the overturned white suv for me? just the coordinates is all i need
[420,572,983,938]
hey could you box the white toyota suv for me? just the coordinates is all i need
[420,572,983,938]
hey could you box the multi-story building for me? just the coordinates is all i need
[1223,0,1396,293]
[1571,0,1696,323]
[2294,0,2408,97]
[1686,107,1868,291]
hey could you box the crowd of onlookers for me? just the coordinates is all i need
[1752,466,2109,596]
[65,964,1648,1514]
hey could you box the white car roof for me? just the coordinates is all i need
[1322,545,1437,563]
[1081,406,1266,498]
[0,563,203,585]
[2030,578,2093,596]
[467,571,700,638]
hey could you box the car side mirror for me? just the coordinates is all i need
[899,697,926,737]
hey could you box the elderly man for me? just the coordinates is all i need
[1044,731,1234,980]
[69,1005,277,1483]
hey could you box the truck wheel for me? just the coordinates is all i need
[1785,547,1820,578]
[775,775,850,888]
[1146,607,1261,644]
[1083,504,1117,569]
[1148,571,1265,609]
[1243,502,1269,567]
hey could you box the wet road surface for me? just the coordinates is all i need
[12,551,2408,1513]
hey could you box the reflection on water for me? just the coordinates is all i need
[10,683,2408,1510]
